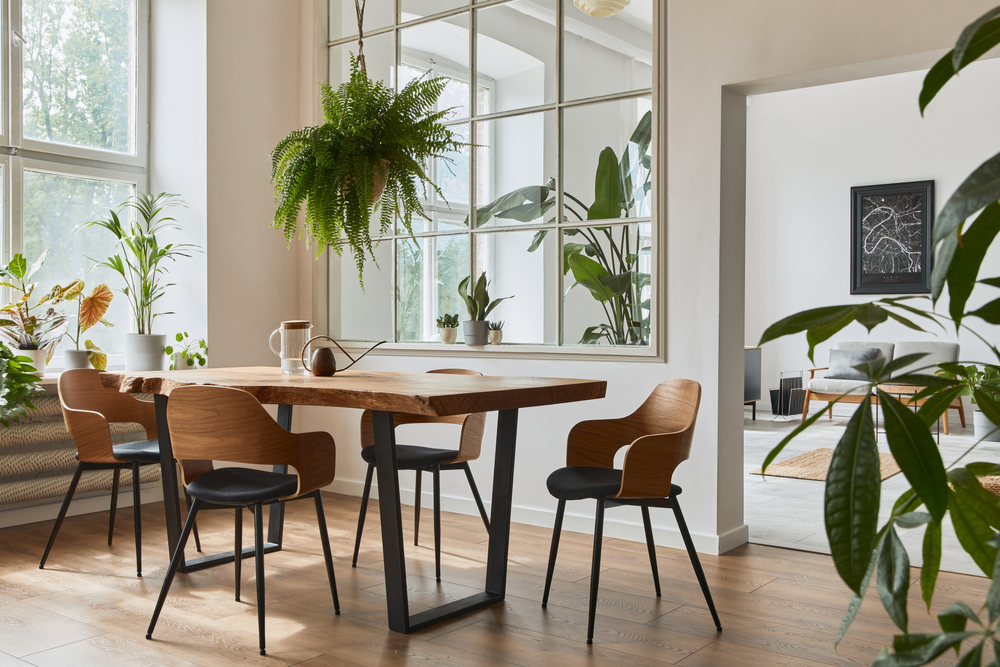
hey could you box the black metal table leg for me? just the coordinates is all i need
[373,408,519,633]
[154,394,285,573]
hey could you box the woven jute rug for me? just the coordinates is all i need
[750,448,901,482]
[981,476,1000,496]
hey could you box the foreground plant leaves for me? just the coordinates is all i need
[877,527,910,632]
[825,399,881,594]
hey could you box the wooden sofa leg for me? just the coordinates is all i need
[942,410,949,436]
[828,404,833,419]
[958,401,967,428]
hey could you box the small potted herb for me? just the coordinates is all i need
[164,332,208,371]
[0,250,70,375]
[436,313,459,344]
[488,320,504,345]
[458,273,512,346]
[62,282,114,370]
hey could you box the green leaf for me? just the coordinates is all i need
[588,147,623,220]
[955,642,985,667]
[758,305,854,346]
[987,534,1000,624]
[567,254,615,302]
[84,340,107,371]
[947,203,1000,326]
[805,310,859,364]
[7,254,26,280]
[953,7,1000,71]
[877,390,949,522]
[921,519,941,611]
[877,526,910,633]
[895,511,931,529]
[967,462,1000,478]
[527,229,548,253]
[949,489,999,576]
[917,386,966,429]
[973,389,1000,431]
[836,528,887,646]
[938,602,982,633]
[949,468,1000,531]
[876,632,980,667]
[854,303,889,332]
[825,399,881,595]
[967,297,1000,325]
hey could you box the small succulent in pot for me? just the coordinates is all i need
[487,320,504,331]
[165,332,208,370]
[488,320,504,345]
[436,313,459,329]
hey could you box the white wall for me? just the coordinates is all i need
[745,58,1000,413]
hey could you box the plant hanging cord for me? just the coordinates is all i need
[355,0,366,75]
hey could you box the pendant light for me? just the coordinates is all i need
[574,0,630,18]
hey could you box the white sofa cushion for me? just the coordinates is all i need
[893,341,960,378]
[808,378,871,396]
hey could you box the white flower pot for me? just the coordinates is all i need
[489,330,503,345]
[63,349,91,371]
[173,352,195,370]
[18,349,47,376]
[125,334,167,372]
[974,410,1000,442]
[439,327,458,344]
[463,320,488,346]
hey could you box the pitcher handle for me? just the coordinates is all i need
[268,329,281,356]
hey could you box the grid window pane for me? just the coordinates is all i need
[22,0,137,153]
[397,234,470,342]
[402,0,467,22]
[22,170,134,356]
[330,0,394,42]
[476,1,556,114]
[563,1,652,102]
[330,30,395,88]
[400,13,470,120]
[331,241,394,341]
[561,223,650,346]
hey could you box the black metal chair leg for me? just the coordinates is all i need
[313,491,341,614]
[414,469,422,546]
[40,463,84,569]
[640,505,661,597]
[235,507,243,601]
[542,499,565,608]
[132,462,143,577]
[253,502,267,655]
[184,487,203,552]
[433,465,442,582]
[352,464,374,567]
[108,467,120,545]
[462,462,490,534]
[672,496,722,631]
[587,498,606,645]
[147,499,201,641]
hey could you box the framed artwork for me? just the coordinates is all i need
[850,180,934,295]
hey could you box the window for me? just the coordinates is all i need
[2,0,146,363]
[328,0,656,353]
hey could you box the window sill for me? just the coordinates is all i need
[335,341,662,363]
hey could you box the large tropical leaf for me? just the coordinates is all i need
[589,147,624,221]
[567,254,615,302]
[920,11,1000,113]
[949,488,999,576]
[921,519,942,612]
[85,340,107,371]
[79,285,113,333]
[947,203,1000,326]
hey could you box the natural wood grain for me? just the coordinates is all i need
[566,379,701,498]
[103,366,607,417]
[166,385,336,498]
[59,369,158,464]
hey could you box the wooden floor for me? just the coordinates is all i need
[0,492,984,666]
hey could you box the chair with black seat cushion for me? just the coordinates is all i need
[541,378,722,644]
[352,368,490,581]
[41,368,202,576]
[146,385,340,656]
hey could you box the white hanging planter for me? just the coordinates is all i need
[574,0,630,18]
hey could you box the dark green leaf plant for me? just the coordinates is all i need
[0,341,44,427]
[458,273,512,322]
[759,7,1000,664]
[0,249,71,361]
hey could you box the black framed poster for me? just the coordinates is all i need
[850,180,934,295]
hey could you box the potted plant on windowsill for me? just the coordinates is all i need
[61,282,114,371]
[488,320,504,345]
[436,313,459,344]
[458,273,511,346]
[83,193,198,371]
[165,332,207,371]
[269,0,467,288]
[0,341,45,426]
[0,250,70,375]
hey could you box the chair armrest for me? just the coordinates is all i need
[807,367,828,380]
[566,416,648,469]
[288,431,337,497]
[63,408,119,464]
[618,432,690,498]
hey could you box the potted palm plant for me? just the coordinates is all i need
[83,193,198,371]
[61,282,114,371]
[270,0,467,287]
[0,250,70,375]
[458,273,512,346]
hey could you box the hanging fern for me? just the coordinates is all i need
[270,54,466,287]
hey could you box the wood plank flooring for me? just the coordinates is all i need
[0,492,986,665]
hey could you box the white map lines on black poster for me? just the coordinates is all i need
[860,192,923,277]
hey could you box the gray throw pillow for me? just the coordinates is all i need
[827,347,882,381]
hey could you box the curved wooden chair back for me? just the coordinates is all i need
[359,368,487,464]
[166,385,336,500]
[58,369,159,464]
[566,379,701,499]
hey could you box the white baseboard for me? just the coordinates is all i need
[0,484,165,530]
[325,479,746,556]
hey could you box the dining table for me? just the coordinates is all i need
[102,366,607,634]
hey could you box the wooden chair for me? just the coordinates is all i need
[41,369,201,576]
[541,379,721,644]
[353,368,489,581]
[146,385,340,656]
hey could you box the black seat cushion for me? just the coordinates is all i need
[360,444,458,470]
[111,439,161,464]
[547,466,623,500]
[186,467,299,505]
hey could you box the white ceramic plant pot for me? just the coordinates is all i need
[439,327,458,344]
[125,334,167,372]
[19,349,47,376]
[173,352,195,370]
[489,330,503,345]
[463,320,488,346]
[974,410,1000,442]
[63,349,91,371]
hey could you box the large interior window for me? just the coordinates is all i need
[2,0,146,362]
[328,0,655,352]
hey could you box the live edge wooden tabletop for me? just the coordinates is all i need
[102,366,608,417]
